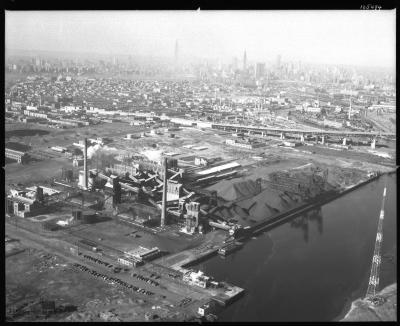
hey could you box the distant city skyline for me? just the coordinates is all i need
[5,10,396,69]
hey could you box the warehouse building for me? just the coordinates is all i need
[117,256,143,267]
[124,246,161,262]
[196,161,241,177]
[6,194,44,218]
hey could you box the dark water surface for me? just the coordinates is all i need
[195,174,397,321]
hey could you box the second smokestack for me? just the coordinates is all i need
[83,138,88,190]
[161,157,168,227]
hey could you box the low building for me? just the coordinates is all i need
[225,139,265,149]
[198,301,217,316]
[117,256,143,267]
[304,107,322,113]
[323,119,343,129]
[282,141,301,147]
[51,146,67,153]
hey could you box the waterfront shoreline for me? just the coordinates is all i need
[242,171,387,239]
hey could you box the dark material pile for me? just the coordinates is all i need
[268,164,329,200]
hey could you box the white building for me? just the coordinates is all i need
[182,270,210,288]
[304,107,321,113]
[323,119,343,129]
[198,301,217,316]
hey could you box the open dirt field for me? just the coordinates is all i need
[65,219,205,255]
[5,157,72,191]
[6,247,162,322]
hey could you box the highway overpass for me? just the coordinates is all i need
[211,123,396,139]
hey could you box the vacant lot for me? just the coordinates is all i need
[6,247,157,322]
[67,219,205,255]
[5,157,72,191]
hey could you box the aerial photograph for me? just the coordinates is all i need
[4,9,396,322]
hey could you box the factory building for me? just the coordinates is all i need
[303,106,322,113]
[196,161,241,177]
[112,163,137,176]
[117,256,143,267]
[282,141,301,147]
[225,139,265,149]
[183,201,200,234]
[6,187,45,217]
[77,239,100,252]
[183,270,211,288]
[167,181,183,201]
[124,246,161,262]
[6,148,29,164]
[7,196,38,217]
[194,157,209,167]
[323,119,343,129]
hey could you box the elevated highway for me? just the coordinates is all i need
[211,123,396,139]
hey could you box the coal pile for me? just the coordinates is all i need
[267,164,330,200]
[208,178,262,202]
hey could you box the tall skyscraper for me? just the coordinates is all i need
[233,57,238,70]
[174,40,179,62]
[243,50,247,70]
[276,54,281,69]
[255,62,265,79]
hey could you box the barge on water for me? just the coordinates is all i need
[218,241,243,256]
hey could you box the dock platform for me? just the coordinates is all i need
[210,283,245,306]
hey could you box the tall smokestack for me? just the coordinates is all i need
[83,138,88,190]
[348,97,352,120]
[161,157,168,227]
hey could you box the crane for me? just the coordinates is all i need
[365,177,387,299]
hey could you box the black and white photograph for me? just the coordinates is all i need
[4,8,397,322]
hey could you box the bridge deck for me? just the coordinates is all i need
[212,123,396,137]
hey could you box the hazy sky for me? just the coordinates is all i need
[5,10,396,68]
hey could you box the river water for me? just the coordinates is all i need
[195,173,397,321]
